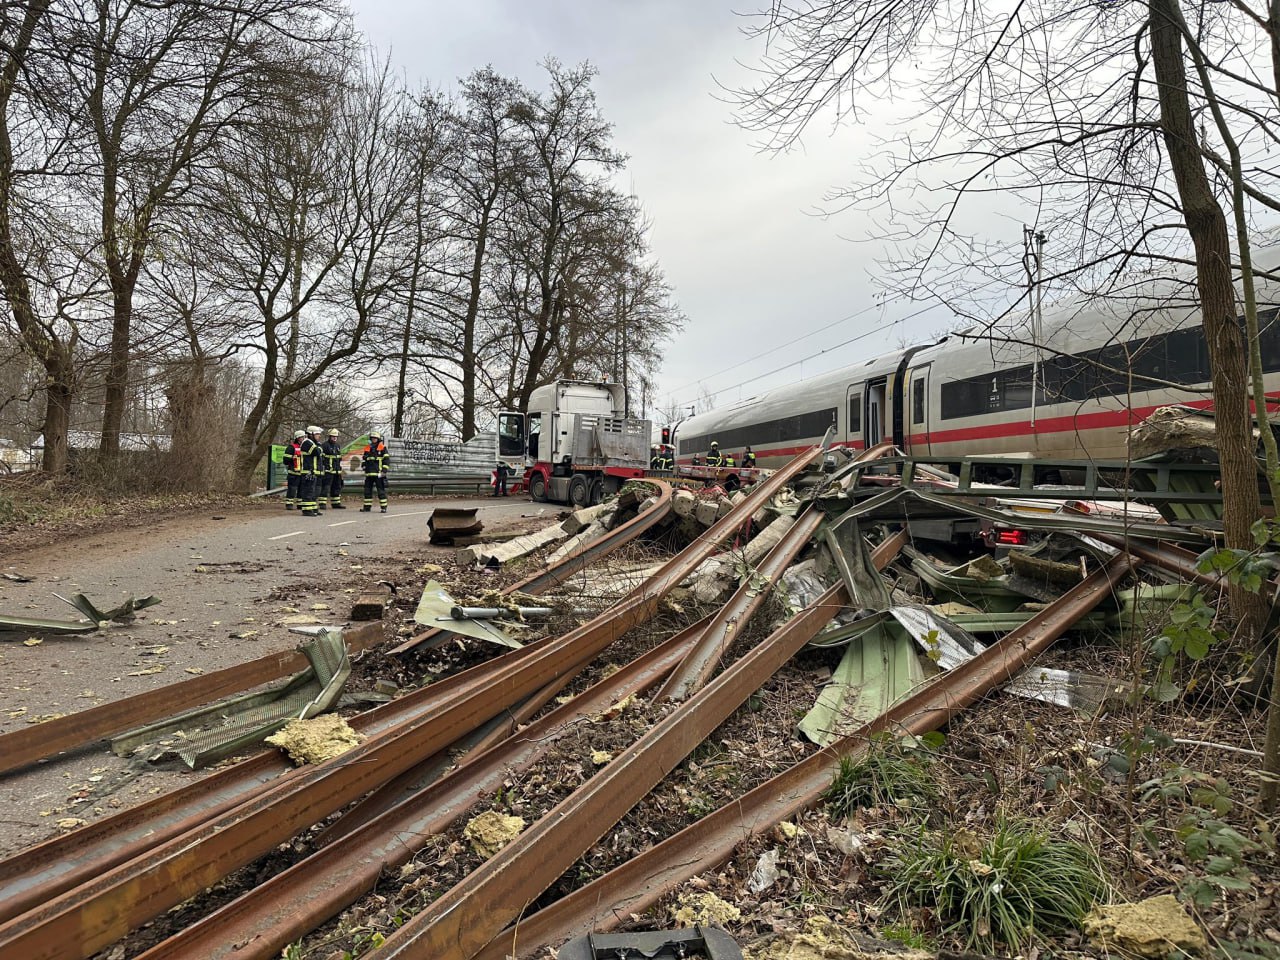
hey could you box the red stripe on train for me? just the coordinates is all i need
[676,394,1278,465]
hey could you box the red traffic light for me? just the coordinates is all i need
[660,427,670,444]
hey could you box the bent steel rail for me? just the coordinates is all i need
[0,448,820,960]
[388,480,676,655]
[473,553,1137,960]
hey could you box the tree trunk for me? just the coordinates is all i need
[461,196,495,441]
[1150,0,1267,638]
[41,360,73,475]
[100,288,132,460]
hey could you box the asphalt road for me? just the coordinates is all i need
[0,493,551,853]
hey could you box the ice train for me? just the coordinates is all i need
[672,261,1280,476]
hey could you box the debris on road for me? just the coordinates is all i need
[427,507,484,545]
[265,714,364,765]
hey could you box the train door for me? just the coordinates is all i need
[866,378,887,447]
[908,364,931,454]
[844,384,863,448]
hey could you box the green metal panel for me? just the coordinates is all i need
[798,624,925,746]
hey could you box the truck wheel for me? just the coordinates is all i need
[724,475,740,492]
[589,478,603,505]
[529,473,548,502]
[568,474,590,508]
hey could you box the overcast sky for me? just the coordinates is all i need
[346,0,959,418]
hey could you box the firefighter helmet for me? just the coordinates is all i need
[710,440,719,448]
[306,424,321,435]
[369,430,382,440]
[293,429,305,439]
[327,428,339,437]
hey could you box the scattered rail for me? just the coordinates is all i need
[389,478,677,655]
[0,621,384,777]
[0,448,820,960]
[473,553,1138,960]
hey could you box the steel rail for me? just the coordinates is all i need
[473,552,1138,960]
[0,457,816,960]
[389,482,677,656]
[658,508,825,701]
[133,617,715,960]
[0,621,384,777]
[0,633,559,923]
[313,651,606,845]
[1087,529,1280,600]
[374,580,848,960]
[0,486,676,915]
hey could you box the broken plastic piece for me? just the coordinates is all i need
[558,926,743,960]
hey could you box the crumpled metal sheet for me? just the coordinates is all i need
[798,623,925,746]
[414,579,523,648]
[0,594,161,636]
[0,614,98,636]
[892,603,1121,712]
[63,593,161,623]
[890,604,985,670]
[116,629,352,768]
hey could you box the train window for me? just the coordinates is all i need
[848,393,861,432]
[912,379,925,425]
[939,376,993,419]
[680,407,838,453]
[1257,308,1280,372]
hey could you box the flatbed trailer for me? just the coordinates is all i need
[645,463,770,491]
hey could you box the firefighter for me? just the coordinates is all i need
[724,450,736,468]
[322,428,345,509]
[649,445,662,470]
[742,446,756,468]
[361,430,390,512]
[284,429,305,509]
[494,460,510,497]
[297,426,324,516]
[706,440,723,467]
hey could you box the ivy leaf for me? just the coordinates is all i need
[1206,874,1253,892]
[1183,628,1214,661]
[1180,877,1218,908]
[1205,854,1239,876]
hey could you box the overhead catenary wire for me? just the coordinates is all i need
[666,300,948,412]
[662,301,886,399]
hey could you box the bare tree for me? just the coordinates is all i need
[192,52,419,491]
[0,0,77,473]
[45,0,347,461]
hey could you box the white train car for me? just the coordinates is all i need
[674,259,1280,475]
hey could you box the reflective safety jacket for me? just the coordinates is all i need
[742,451,757,467]
[284,439,302,474]
[362,442,389,475]
[299,437,323,475]
[705,450,724,467]
[321,439,343,474]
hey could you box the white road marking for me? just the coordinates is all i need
[328,520,358,527]
[380,510,437,519]
[268,530,305,541]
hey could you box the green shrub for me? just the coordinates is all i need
[884,819,1108,952]
[823,734,939,816]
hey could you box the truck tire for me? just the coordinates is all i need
[568,474,590,508]
[589,477,603,505]
[529,473,548,503]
